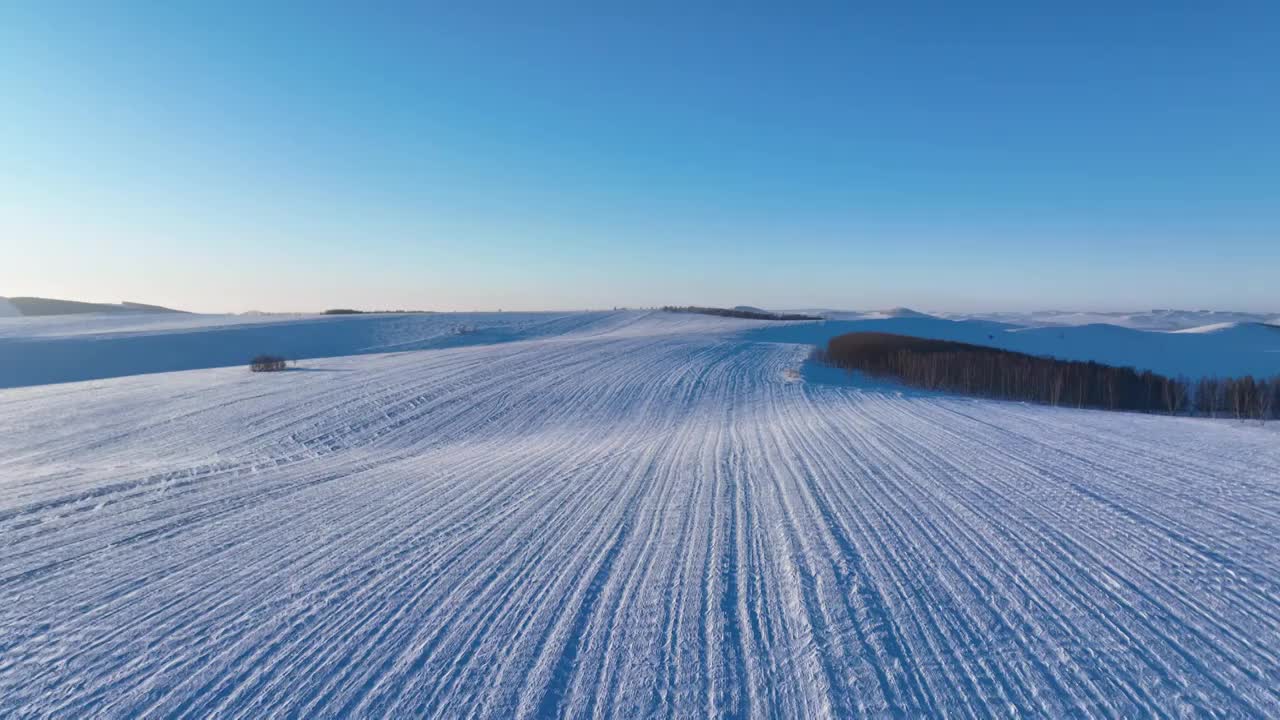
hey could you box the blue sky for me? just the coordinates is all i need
[2,2,1276,312]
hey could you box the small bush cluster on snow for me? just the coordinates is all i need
[250,355,288,372]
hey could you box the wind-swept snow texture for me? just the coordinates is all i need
[2,312,1279,718]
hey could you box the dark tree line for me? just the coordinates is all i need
[662,306,820,321]
[1193,376,1280,420]
[818,332,1279,419]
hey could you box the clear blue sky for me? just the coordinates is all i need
[2,2,1276,313]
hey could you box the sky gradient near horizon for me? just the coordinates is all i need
[2,3,1277,313]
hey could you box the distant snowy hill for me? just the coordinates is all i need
[0,310,639,388]
[747,315,1280,380]
[2,308,1277,389]
[789,307,938,321]
[121,300,186,313]
[0,296,186,317]
[793,308,1277,332]
[877,306,931,319]
[936,308,1277,332]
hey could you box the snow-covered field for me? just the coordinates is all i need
[2,312,1279,717]
[4,307,1276,390]
[0,311,628,389]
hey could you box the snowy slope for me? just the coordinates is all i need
[4,309,1277,390]
[0,296,185,317]
[1,312,1278,717]
[0,311,634,388]
[935,308,1279,331]
[747,317,1280,379]
[651,307,1277,332]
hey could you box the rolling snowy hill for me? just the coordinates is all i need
[938,308,1280,332]
[748,315,1280,379]
[1,311,1278,717]
[1,308,1277,389]
[0,311,634,389]
[0,296,187,317]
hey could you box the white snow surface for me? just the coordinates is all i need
[0,311,312,338]
[3,309,1277,390]
[767,309,1280,377]
[2,311,1279,717]
[0,311,635,388]
[933,308,1280,332]
[747,317,1279,380]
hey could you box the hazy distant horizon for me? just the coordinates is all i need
[2,293,1277,319]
